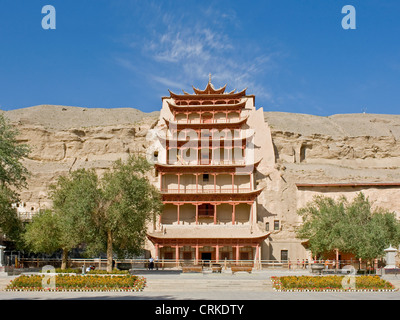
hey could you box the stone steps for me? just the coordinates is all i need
[144,279,272,292]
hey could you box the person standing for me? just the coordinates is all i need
[148,257,154,270]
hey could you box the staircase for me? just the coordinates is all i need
[144,276,272,292]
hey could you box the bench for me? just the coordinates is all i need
[211,264,222,273]
[182,265,203,273]
[310,263,324,274]
[231,265,252,274]
[117,263,132,271]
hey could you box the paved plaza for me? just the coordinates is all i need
[1,270,400,300]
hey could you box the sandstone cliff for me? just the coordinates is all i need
[2,105,160,213]
[264,111,400,184]
[2,105,400,229]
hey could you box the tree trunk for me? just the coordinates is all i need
[61,249,68,270]
[107,230,113,273]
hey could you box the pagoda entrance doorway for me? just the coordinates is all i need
[201,252,212,261]
[201,252,212,268]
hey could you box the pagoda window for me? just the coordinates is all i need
[220,252,230,260]
[198,203,214,217]
[265,222,270,231]
[274,220,280,231]
[201,130,211,138]
[183,252,192,260]
[240,252,249,261]
[201,113,213,124]
[200,149,211,165]
[164,252,173,260]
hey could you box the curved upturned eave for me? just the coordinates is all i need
[166,100,246,112]
[160,187,264,199]
[192,82,227,95]
[146,232,271,242]
[154,159,262,173]
[163,116,248,129]
[168,88,247,100]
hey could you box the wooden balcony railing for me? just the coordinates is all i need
[175,118,243,124]
[161,188,252,194]
[166,160,247,166]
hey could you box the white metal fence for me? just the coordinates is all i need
[13,258,383,272]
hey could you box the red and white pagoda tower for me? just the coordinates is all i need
[147,78,272,267]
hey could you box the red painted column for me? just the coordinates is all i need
[195,244,199,265]
[213,174,217,192]
[195,174,199,193]
[213,204,217,225]
[236,245,240,264]
[175,245,180,267]
[250,202,254,224]
[232,203,236,225]
[177,173,181,193]
[177,204,180,225]
[255,244,260,269]
[195,203,199,225]
[231,173,234,193]
[216,245,220,263]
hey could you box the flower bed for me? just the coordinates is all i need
[271,275,396,292]
[6,274,146,292]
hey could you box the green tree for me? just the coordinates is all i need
[94,155,163,272]
[0,113,30,190]
[23,209,62,256]
[344,194,400,261]
[0,113,30,246]
[48,169,101,269]
[31,155,162,272]
[296,192,400,263]
[0,185,24,246]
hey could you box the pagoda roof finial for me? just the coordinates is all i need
[192,75,228,95]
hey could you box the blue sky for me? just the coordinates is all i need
[0,1,399,116]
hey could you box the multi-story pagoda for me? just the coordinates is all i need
[147,78,273,267]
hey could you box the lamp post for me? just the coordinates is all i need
[384,245,398,269]
[0,245,6,268]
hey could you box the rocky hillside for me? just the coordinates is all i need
[2,105,160,212]
[264,111,400,184]
[2,105,400,214]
